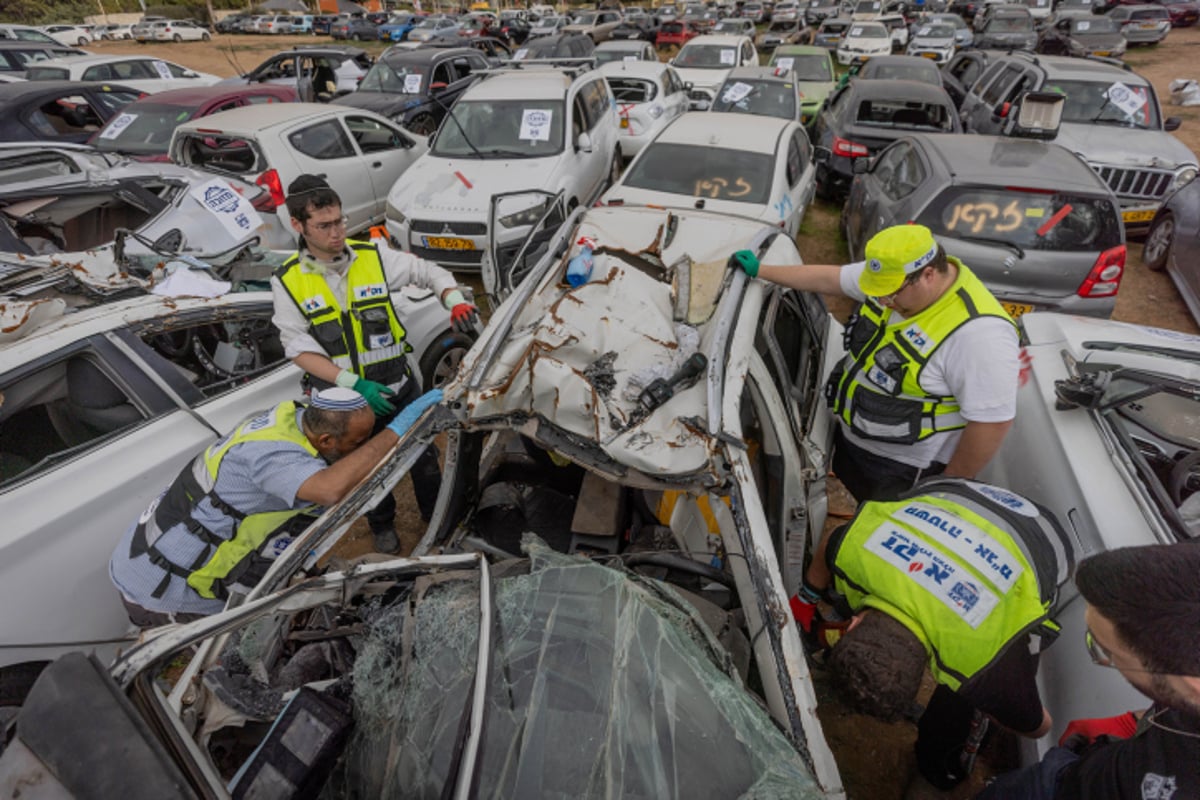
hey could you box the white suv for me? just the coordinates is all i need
[670,34,760,108]
[385,65,620,272]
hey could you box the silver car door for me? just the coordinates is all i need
[341,114,422,223]
[283,116,376,232]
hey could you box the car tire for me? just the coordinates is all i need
[407,112,437,135]
[202,32,211,41]
[78,36,89,45]
[1143,211,1174,272]
[0,661,49,737]
[419,330,474,392]
[173,33,182,42]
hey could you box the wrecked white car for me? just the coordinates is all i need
[0,206,848,797]
[0,244,472,693]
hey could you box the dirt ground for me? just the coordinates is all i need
[93,31,1200,797]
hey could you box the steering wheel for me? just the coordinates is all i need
[1168,451,1200,506]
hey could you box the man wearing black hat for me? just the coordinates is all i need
[271,175,477,553]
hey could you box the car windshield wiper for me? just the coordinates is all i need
[1085,340,1200,365]
[952,234,1024,258]
[477,148,541,159]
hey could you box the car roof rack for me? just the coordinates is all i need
[1083,53,1133,71]
[480,57,596,78]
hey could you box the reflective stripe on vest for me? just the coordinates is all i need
[828,482,1058,690]
[129,401,320,601]
[275,240,410,387]
[830,258,1014,445]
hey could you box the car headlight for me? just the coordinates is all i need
[386,200,407,225]
[499,198,551,228]
[1174,166,1198,191]
[647,103,663,118]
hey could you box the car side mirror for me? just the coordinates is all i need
[1165,116,1182,132]
[814,147,830,164]
[852,157,870,174]
[182,69,199,78]
[683,81,693,91]
[576,131,593,152]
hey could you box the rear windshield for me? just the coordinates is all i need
[607,77,658,102]
[712,79,797,120]
[93,104,195,154]
[820,20,850,33]
[173,132,264,175]
[622,142,774,204]
[918,187,1122,251]
[24,66,71,80]
[855,98,954,129]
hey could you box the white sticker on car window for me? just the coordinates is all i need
[151,60,173,80]
[519,108,552,141]
[403,73,422,93]
[776,56,795,69]
[918,25,932,35]
[514,47,529,60]
[624,54,638,61]
[1076,19,1091,30]
[721,81,754,103]
[99,112,137,139]
[719,48,736,64]
[850,25,864,35]
[1106,81,1146,116]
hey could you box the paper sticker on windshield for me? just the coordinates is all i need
[519,108,553,141]
[776,56,795,69]
[190,178,264,239]
[719,48,736,65]
[99,112,137,140]
[850,25,864,35]
[918,25,932,34]
[623,54,638,61]
[1106,81,1146,116]
[514,47,529,60]
[151,60,173,81]
[403,73,422,93]
[722,81,754,103]
[1076,19,1091,30]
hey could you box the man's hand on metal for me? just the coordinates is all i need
[731,250,759,278]
[450,302,480,334]
[353,377,397,415]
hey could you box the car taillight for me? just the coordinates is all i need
[832,136,869,158]
[255,168,285,211]
[1078,244,1126,298]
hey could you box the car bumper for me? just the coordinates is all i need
[1121,26,1169,42]
[907,47,952,63]
[387,217,487,272]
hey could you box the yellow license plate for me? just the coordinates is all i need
[1092,50,1110,56]
[620,117,629,128]
[921,52,938,58]
[423,236,475,250]
[1122,209,1156,223]
[1140,22,1160,27]
[1002,302,1034,319]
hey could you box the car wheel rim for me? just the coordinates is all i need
[1146,217,1174,263]
[433,345,467,387]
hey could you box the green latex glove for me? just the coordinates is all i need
[731,250,759,278]
[353,377,397,416]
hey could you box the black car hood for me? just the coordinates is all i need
[333,90,420,115]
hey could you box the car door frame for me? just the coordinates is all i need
[339,112,419,222]
[282,112,377,231]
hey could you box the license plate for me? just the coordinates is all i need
[921,52,938,58]
[422,236,475,250]
[1140,22,1160,27]
[1002,302,1034,319]
[1122,209,1156,223]
[1092,50,1110,56]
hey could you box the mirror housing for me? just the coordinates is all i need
[1165,116,1183,132]
[576,131,593,152]
[1009,91,1064,140]
[851,157,870,174]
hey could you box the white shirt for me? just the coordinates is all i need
[271,240,459,361]
[838,261,1019,468]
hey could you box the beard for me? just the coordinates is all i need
[1131,671,1200,723]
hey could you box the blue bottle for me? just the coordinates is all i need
[566,236,597,287]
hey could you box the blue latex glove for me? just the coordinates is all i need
[386,389,443,437]
[731,250,759,277]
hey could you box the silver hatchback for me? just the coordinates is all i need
[842,132,1126,319]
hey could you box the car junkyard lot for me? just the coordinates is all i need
[3,23,1200,800]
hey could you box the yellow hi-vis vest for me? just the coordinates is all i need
[828,258,1014,445]
[275,240,410,390]
[826,478,1069,691]
[129,401,320,601]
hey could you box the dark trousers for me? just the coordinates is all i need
[832,426,946,503]
[915,684,980,790]
[365,377,441,530]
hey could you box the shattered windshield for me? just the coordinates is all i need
[359,60,428,93]
[1044,79,1160,129]
[432,99,566,158]
[320,543,822,798]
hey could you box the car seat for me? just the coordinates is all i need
[312,63,338,101]
[56,358,141,444]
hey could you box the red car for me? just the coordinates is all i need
[88,85,297,162]
[656,20,702,48]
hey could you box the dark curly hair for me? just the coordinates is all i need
[827,610,929,721]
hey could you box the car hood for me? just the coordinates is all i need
[911,34,956,47]
[797,80,834,104]
[391,155,561,217]
[332,90,413,115]
[673,65,733,89]
[1053,122,1198,170]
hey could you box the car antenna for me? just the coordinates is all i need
[223,40,246,78]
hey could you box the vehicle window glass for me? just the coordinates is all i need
[608,77,658,103]
[584,79,611,128]
[288,119,355,159]
[1043,78,1160,129]
[573,92,592,138]
[754,288,827,422]
[951,56,982,89]
[713,79,796,120]
[431,62,454,86]
[881,142,923,199]
[0,352,149,488]
[90,89,140,115]
[785,133,803,186]
[213,100,240,113]
[666,67,684,95]
[622,142,774,204]
[93,102,190,154]
[82,64,114,81]
[972,61,1006,99]
[854,97,954,130]
[26,95,104,137]
[25,66,70,80]
[345,115,410,154]
[0,151,80,181]
[433,98,567,157]
[245,94,284,105]
[159,60,187,78]
[981,64,1022,106]
[916,187,1122,251]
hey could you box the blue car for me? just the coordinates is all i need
[378,13,421,41]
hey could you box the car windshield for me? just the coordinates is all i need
[93,103,196,154]
[820,20,851,33]
[15,29,56,42]
[986,15,1033,31]
[774,52,834,80]
[769,19,800,30]
[1131,8,1170,18]
[674,44,740,67]
[863,60,940,82]
[848,23,888,37]
[714,20,744,31]
[433,98,566,157]
[622,142,774,204]
[855,97,954,129]
[534,16,562,27]
[712,78,797,119]
[855,0,883,11]
[917,187,1122,251]
[574,11,599,23]
[596,48,641,64]
[915,23,956,38]
[1046,78,1161,129]
[359,60,427,93]
[414,18,441,29]
[1071,17,1119,32]
[1025,0,1052,7]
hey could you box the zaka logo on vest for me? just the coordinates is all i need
[1141,773,1177,800]
[354,283,388,301]
[301,295,328,314]
[947,580,980,615]
[901,323,934,356]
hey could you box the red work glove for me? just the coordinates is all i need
[450,302,479,334]
[790,593,819,633]
[1059,712,1139,748]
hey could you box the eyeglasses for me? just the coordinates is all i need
[872,268,924,305]
[1085,628,1157,673]
[309,215,349,234]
